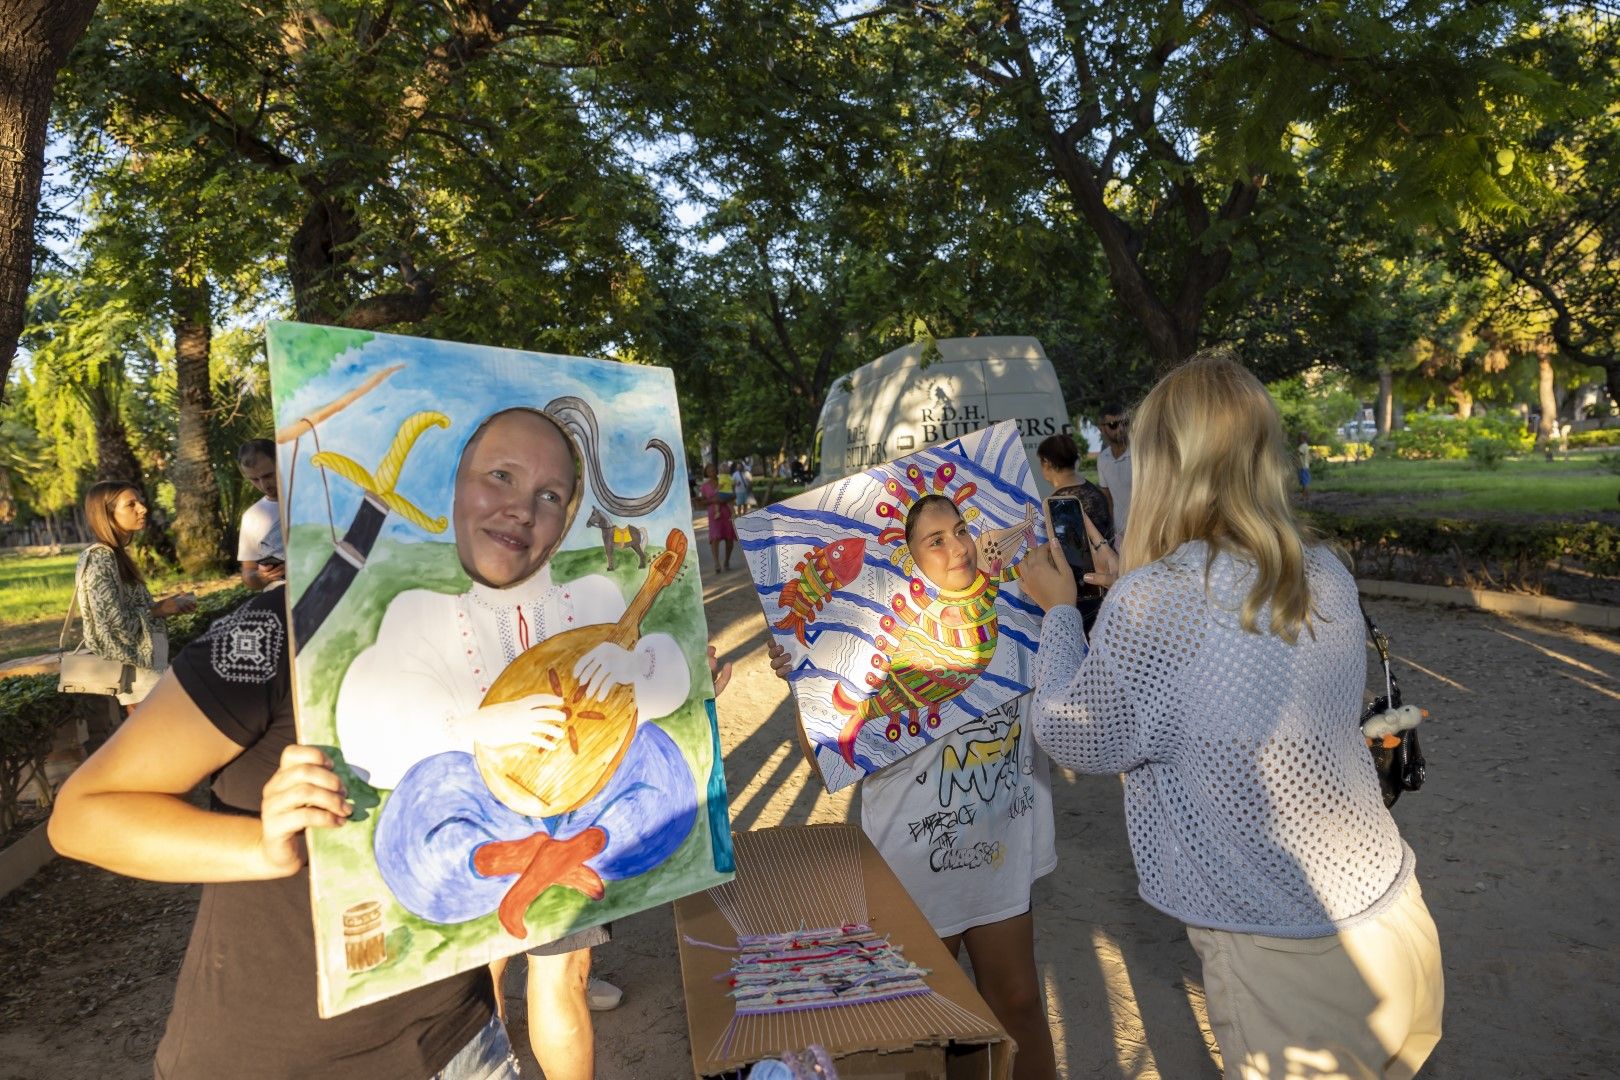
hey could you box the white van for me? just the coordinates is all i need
[811,336,1090,490]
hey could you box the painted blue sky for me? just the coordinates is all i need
[268,326,689,554]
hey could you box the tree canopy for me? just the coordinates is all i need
[1,0,1615,536]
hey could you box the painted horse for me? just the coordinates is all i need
[586,505,648,570]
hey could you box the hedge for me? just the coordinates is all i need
[1387,411,1533,461]
[1305,511,1620,596]
[1569,428,1620,449]
[0,676,99,832]
[0,584,251,831]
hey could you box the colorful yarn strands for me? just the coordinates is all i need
[724,925,931,1016]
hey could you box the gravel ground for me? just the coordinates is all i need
[4,562,1618,1078]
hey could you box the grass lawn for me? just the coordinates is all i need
[1312,456,1617,516]
[0,549,238,664]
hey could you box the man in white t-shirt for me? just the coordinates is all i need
[236,440,285,591]
[1095,403,1132,545]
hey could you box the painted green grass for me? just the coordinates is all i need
[1313,456,1616,516]
[284,525,729,1014]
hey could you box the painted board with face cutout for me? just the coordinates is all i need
[266,322,733,1017]
[736,421,1046,793]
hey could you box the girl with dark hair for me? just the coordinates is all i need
[770,493,1058,1079]
[1035,433,1112,632]
[76,481,196,708]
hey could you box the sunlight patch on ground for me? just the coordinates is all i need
[1393,654,1474,694]
[1490,627,1616,680]
[1090,924,1161,1078]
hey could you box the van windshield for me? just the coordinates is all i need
[811,427,823,478]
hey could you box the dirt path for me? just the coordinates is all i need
[5,568,1618,1078]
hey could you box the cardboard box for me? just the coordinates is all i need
[675,824,1012,1079]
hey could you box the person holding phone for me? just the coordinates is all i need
[236,439,286,591]
[1020,353,1443,1080]
[1038,433,1114,632]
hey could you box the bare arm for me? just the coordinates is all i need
[766,640,820,770]
[48,672,348,883]
[240,560,285,591]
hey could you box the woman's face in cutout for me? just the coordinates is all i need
[453,411,577,589]
[908,501,977,591]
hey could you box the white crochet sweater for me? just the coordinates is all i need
[1031,540,1413,938]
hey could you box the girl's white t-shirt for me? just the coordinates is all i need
[858,692,1057,937]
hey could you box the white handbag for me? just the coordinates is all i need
[56,557,134,697]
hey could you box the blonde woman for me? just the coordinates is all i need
[1020,352,1443,1080]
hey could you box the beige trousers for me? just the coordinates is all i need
[1188,878,1444,1080]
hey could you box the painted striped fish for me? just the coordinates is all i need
[774,538,868,645]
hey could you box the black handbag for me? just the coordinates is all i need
[1359,604,1426,808]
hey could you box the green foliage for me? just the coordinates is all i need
[164,585,251,651]
[1451,13,1620,402]
[1269,374,1362,444]
[0,675,92,830]
[1312,455,1610,515]
[1569,429,1620,448]
[1388,410,1532,460]
[1306,511,1620,596]
[1467,436,1507,470]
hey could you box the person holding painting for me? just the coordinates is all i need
[1019,353,1443,1080]
[768,493,1058,1080]
[334,405,725,1080]
[48,588,514,1077]
[48,408,731,1080]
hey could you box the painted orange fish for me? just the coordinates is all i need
[774,538,868,645]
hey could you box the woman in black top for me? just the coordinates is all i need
[48,591,510,1079]
[1036,433,1112,632]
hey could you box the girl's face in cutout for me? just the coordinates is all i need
[453,411,578,589]
[908,501,978,591]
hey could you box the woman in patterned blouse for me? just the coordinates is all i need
[77,481,196,708]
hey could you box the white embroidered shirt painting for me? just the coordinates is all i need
[336,566,688,790]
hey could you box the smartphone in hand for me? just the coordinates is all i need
[1046,495,1101,598]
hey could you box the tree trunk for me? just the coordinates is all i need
[84,377,176,563]
[0,0,101,395]
[86,379,142,486]
[1448,384,1474,419]
[1377,367,1394,436]
[171,270,225,574]
[1536,343,1559,457]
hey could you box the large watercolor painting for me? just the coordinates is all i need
[737,421,1044,793]
[266,322,733,1017]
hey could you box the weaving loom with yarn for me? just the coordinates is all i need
[675,824,1013,1078]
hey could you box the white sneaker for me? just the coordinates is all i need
[586,978,623,1012]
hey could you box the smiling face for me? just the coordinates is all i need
[110,488,147,536]
[453,410,579,590]
[239,453,279,500]
[907,499,978,591]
